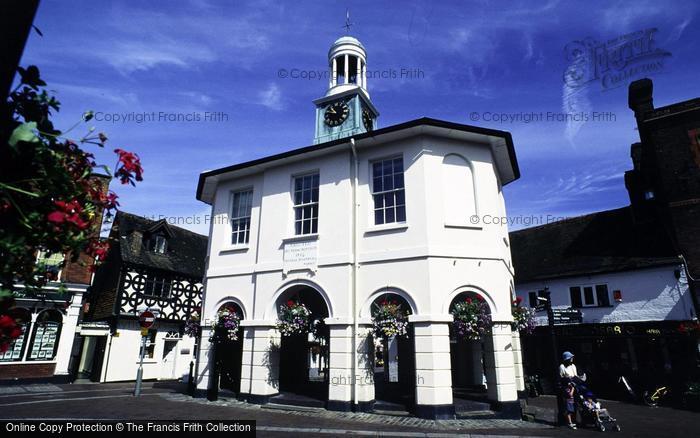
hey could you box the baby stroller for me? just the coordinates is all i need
[574,380,621,432]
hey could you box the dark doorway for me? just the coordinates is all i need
[209,302,245,399]
[218,334,243,393]
[76,335,107,382]
[275,286,330,406]
[370,293,415,411]
[448,292,491,405]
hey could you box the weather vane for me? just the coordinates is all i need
[343,9,353,34]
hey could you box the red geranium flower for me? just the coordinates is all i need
[287,300,295,307]
[114,148,144,185]
[47,199,89,230]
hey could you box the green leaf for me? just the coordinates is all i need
[9,122,39,147]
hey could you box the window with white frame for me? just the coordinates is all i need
[151,234,167,254]
[569,284,611,308]
[231,189,253,245]
[144,274,171,298]
[293,173,319,235]
[372,157,406,225]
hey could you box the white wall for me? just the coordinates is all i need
[515,264,694,325]
[102,319,196,382]
[201,134,515,322]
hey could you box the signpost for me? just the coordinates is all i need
[134,310,155,397]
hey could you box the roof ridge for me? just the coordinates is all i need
[509,206,630,235]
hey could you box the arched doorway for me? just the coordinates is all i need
[369,292,415,411]
[448,291,492,404]
[210,302,244,398]
[275,285,330,404]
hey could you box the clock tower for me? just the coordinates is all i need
[313,35,379,144]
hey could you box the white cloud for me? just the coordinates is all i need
[258,83,283,110]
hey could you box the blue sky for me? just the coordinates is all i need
[19,0,700,234]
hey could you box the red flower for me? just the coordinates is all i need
[114,148,144,185]
[466,297,473,304]
[0,315,15,329]
[476,294,484,301]
[47,199,89,230]
[287,300,295,307]
[87,240,110,260]
[515,297,523,304]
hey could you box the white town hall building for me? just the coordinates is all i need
[193,35,524,419]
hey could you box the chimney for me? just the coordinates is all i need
[628,78,654,117]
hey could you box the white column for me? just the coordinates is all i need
[511,329,526,392]
[355,57,361,86]
[332,57,337,87]
[326,319,374,411]
[410,315,455,420]
[55,290,84,375]
[195,326,214,395]
[239,321,280,402]
[362,63,367,89]
[483,322,518,403]
[344,54,349,84]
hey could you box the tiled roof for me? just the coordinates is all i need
[510,206,679,283]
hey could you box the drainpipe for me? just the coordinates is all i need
[350,138,359,409]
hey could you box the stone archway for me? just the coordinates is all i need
[274,284,331,405]
[368,291,416,411]
[208,301,244,399]
[447,291,492,403]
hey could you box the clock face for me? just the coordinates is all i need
[324,100,349,127]
[362,109,373,132]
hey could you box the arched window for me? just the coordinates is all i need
[27,309,62,361]
[0,308,31,362]
[442,154,477,225]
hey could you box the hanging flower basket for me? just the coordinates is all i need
[183,311,202,338]
[276,300,312,337]
[210,305,241,342]
[511,297,536,334]
[451,296,492,341]
[371,299,409,339]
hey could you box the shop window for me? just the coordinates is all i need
[0,308,31,362]
[570,284,611,308]
[27,310,62,361]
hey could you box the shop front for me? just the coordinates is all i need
[522,321,700,399]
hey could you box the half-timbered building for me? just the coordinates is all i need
[80,211,206,382]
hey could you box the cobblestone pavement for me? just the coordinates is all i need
[2,381,698,436]
[162,392,547,432]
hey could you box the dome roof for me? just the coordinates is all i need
[331,35,365,50]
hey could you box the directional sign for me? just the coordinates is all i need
[552,309,583,325]
[139,310,156,329]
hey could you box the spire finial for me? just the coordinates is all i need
[343,9,353,34]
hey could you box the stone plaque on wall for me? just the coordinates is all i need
[283,239,318,273]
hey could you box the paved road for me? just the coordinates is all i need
[0,382,697,437]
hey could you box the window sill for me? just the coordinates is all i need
[220,244,250,253]
[444,222,483,230]
[365,223,409,235]
[282,234,319,243]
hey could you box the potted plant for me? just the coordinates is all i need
[276,300,312,337]
[371,299,409,339]
[183,311,202,338]
[451,295,491,341]
[210,304,241,342]
[512,297,536,334]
